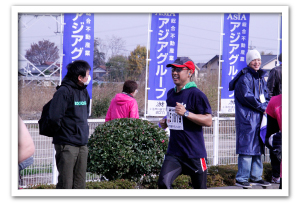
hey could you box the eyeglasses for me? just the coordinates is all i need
[171,67,189,73]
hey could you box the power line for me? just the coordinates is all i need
[180,24,219,33]
[179,33,220,42]
[250,35,277,41]
[94,24,147,34]
[256,47,276,50]
[178,42,219,51]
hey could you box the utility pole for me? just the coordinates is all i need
[248,41,256,50]
[54,15,61,35]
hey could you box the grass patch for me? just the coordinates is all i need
[20,165,53,176]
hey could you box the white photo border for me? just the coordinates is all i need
[12,5,289,197]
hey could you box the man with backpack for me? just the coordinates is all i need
[48,60,91,189]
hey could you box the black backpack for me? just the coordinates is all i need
[38,85,71,137]
[38,99,55,137]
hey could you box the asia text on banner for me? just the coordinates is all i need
[62,13,94,99]
[148,13,179,116]
[221,13,250,114]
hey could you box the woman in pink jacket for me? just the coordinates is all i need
[105,80,139,122]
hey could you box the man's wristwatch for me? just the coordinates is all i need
[184,110,189,117]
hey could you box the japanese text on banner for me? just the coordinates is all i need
[221,13,250,113]
[62,13,94,99]
[148,13,179,116]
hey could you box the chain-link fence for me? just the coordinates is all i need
[19,118,270,188]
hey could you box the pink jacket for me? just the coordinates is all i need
[105,93,139,122]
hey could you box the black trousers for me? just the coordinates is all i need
[270,150,281,178]
[55,144,88,189]
[158,154,207,189]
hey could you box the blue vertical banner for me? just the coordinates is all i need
[221,13,250,113]
[62,13,94,99]
[147,13,179,116]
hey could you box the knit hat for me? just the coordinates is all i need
[246,50,261,65]
[166,57,195,72]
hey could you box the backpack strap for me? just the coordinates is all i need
[59,84,72,93]
[58,84,73,99]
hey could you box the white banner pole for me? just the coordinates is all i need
[52,13,64,185]
[213,14,225,166]
[218,14,224,117]
[144,14,152,120]
[59,13,64,86]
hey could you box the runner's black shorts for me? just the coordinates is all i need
[158,154,208,189]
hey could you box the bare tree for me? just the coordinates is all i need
[94,36,126,64]
[25,39,59,65]
[95,37,109,59]
[94,39,106,67]
[108,35,126,57]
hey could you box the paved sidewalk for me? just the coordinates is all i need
[208,183,280,189]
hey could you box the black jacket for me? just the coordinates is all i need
[267,65,282,98]
[49,77,90,146]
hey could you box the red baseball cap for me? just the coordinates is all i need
[166,57,196,72]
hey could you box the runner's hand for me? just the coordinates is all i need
[159,119,168,129]
[175,102,186,116]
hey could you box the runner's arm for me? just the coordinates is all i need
[175,102,212,126]
[185,112,212,127]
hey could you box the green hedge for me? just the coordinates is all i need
[25,163,273,189]
[207,163,273,187]
[25,176,191,189]
[91,97,111,118]
[87,118,169,183]
[85,179,137,189]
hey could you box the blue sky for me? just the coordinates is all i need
[18,12,280,66]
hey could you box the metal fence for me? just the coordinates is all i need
[20,117,270,187]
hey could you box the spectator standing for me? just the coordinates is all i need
[105,80,139,122]
[266,53,282,184]
[18,116,35,165]
[229,50,271,188]
[267,53,282,98]
[157,57,212,189]
[49,60,91,189]
[265,94,282,189]
[18,116,35,188]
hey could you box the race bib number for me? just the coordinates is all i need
[166,107,184,130]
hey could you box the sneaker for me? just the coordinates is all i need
[271,176,280,184]
[235,180,252,188]
[250,179,271,186]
